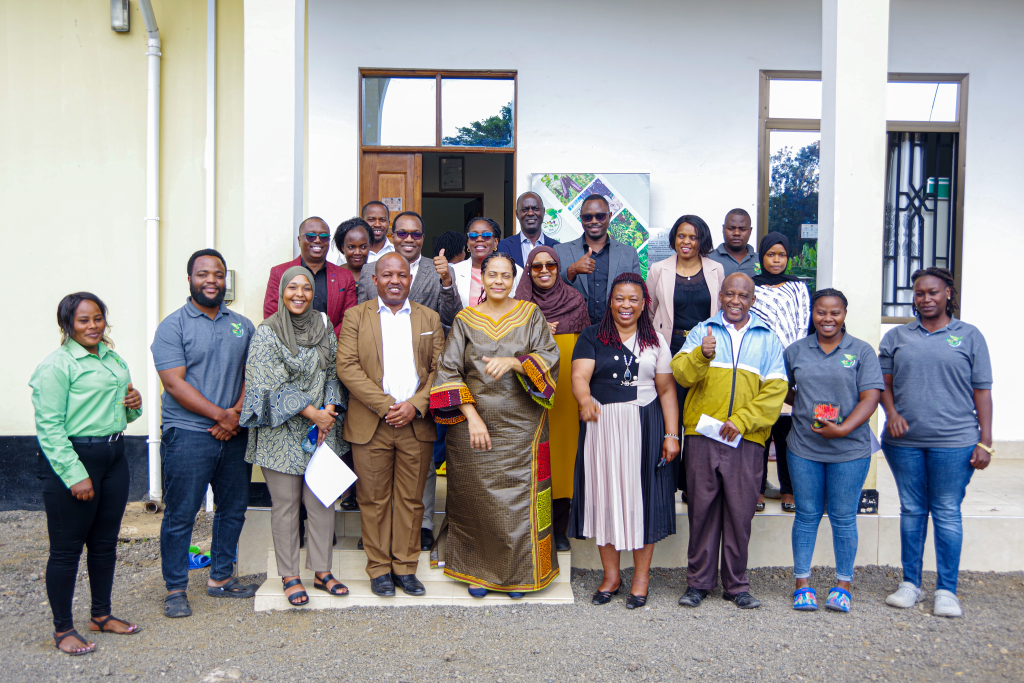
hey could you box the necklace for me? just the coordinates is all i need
[621,337,639,386]
[676,260,702,280]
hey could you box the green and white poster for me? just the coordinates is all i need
[531,173,654,279]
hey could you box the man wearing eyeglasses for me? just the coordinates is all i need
[497,192,560,268]
[362,201,396,265]
[555,194,641,325]
[263,216,358,336]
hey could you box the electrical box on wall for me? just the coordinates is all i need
[224,270,236,303]
[110,0,130,32]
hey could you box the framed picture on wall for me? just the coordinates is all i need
[440,156,464,191]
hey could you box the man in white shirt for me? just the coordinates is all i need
[337,254,445,598]
[363,201,396,264]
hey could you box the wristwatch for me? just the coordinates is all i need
[976,442,995,455]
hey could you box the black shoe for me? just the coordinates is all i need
[370,574,396,597]
[723,591,761,609]
[678,587,708,607]
[357,537,363,550]
[339,494,358,511]
[391,572,426,596]
[591,585,621,605]
[625,593,648,610]
[554,533,571,552]
[420,528,434,551]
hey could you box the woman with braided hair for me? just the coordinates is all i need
[568,273,680,609]
[878,267,993,618]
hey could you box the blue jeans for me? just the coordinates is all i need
[160,427,249,592]
[788,453,870,582]
[882,442,975,594]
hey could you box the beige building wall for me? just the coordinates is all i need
[0,0,244,436]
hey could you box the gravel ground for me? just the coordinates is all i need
[0,510,1021,683]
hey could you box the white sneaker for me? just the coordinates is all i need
[933,590,963,618]
[885,581,923,608]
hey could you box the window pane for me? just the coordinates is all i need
[767,130,820,291]
[768,79,822,119]
[362,77,436,146]
[886,82,958,122]
[441,78,514,148]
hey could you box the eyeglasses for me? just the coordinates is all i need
[394,230,424,240]
[467,231,495,240]
[530,262,558,273]
[303,232,331,243]
[580,212,609,222]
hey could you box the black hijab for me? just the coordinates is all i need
[753,232,801,286]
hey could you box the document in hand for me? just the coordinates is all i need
[695,413,742,449]
[304,441,358,508]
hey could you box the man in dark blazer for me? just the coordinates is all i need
[554,194,641,325]
[496,191,559,268]
[264,216,357,335]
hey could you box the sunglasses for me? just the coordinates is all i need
[303,232,331,243]
[530,262,558,273]
[394,230,424,240]
[580,212,609,222]
[467,231,495,240]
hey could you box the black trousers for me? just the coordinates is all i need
[760,415,793,496]
[40,439,130,632]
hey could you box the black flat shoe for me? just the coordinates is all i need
[371,574,396,597]
[357,537,363,550]
[420,528,435,551]
[723,591,761,609]
[781,502,796,513]
[553,533,571,552]
[339,494,358,511]
[678,587,708,607]
[592,585,621,605]
[625,593,648,610]
[391,572,426,596]
[755,501,766,513]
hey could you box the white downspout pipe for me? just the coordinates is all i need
[139,0,163,510]
[204,0,217,514]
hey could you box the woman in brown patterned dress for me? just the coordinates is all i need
[430,252,560,599]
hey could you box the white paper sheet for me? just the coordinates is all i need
[695,413,742,449]
[304,441,358,508]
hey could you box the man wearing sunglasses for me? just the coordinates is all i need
[496,192,560,268]
[263,216,357,336]
[362,201,396,265]
[555,194,641,325]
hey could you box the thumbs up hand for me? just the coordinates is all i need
[123,382,142,410]
[433,248,453,287]
[568,247,597,281]
[700,328,717,360]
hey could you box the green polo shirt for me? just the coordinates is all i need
[29,340,142,487]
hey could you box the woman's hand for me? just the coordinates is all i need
[70,477,95,502]
[579,398,601,423]
[467,414,492,451]
[481,356,522,381]
[547,321,559,335]
[662,436,680,463]
[123,383,142,410]
[311,406,338,434]
[810,418,848,440]
[885,412,909,439]
[970,444,992,470]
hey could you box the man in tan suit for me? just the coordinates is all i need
[337,253,445,597]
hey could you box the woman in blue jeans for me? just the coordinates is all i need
[783,288,883,612]
[878,267,993,618]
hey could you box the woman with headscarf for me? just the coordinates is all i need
[514,246,590,551]
[241,266,350,606]
[751,232,811,513]
[568,273,680,610]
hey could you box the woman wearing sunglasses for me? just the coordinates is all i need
[513,247,590,552]
[449,217,522,307]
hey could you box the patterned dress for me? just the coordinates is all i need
[430,300,560,592]
[241,321,349,475]
[751,281,811,348]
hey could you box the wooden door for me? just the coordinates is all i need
[360,152,422,219]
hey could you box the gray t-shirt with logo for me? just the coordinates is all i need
[785,333,885,463]
[877,318,992,449]
[151,299,256,433]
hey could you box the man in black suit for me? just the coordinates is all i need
[497,192,559,268]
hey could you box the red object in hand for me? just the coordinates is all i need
[813,403,840,428]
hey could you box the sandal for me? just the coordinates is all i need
[163,592,192,618]
[207,576,257,598]
[825,587,851,612]
[282,578,308,606]
[54,630,95,656]
[793,587,817,611]
[313,572,349,596]
[89,615,141,634]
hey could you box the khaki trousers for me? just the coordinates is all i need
[263,468,335,578]
[351,420,432,579]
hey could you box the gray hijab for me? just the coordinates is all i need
[261,265,331,370]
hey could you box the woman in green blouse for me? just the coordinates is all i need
[241,266,350,606]
[30,293,143,656]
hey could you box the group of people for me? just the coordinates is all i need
[30,190,993,655]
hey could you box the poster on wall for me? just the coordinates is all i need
[531,173,656,278]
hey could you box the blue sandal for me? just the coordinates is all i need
[825,587,851,612]
[793,587,818,611]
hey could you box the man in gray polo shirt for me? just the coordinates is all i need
[151,249,258,618]
[708,208,759,278]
